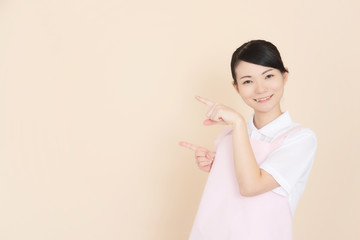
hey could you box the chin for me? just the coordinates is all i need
[254,108,272,114]
[249,103,276,113]
[257,104,280,114]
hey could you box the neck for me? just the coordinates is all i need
[253,107,283,129]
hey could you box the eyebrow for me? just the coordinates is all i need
[239,69,274,80]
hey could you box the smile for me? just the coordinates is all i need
[254,94,273,102]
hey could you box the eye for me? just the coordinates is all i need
[242,80,252,84]
[265,74,274,79]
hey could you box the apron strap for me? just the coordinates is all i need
[271,125,304,147]
[214,125,304,149]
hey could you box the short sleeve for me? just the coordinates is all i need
[259,128,318,195]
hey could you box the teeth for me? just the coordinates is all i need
[256,95,272,101]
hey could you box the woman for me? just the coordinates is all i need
[179,40,317,239]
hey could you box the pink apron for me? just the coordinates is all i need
[189,126,303,240]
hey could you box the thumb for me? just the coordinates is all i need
[203,119,226,126]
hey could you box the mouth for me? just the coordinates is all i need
[254,94,274,103]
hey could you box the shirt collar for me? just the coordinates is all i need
[247,111,293,138]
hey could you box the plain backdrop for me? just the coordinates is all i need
[1,0,359,239]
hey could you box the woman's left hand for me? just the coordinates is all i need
[195,95,244,126]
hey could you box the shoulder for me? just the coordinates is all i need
[281,124,318,150]
[291,124,317,140]
[265,124,318,169]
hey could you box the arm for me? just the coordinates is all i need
[192,95,280,193]
[232,119,280,196]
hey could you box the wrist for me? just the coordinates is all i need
[232,115,246,128]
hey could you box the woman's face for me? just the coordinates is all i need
[232,61,288,115]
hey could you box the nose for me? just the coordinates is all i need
[255,81,268,94]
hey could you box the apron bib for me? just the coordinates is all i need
[189,126,303,240]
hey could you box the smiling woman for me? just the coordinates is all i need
[233,61,288,122]
[179,40,317,240]
[231,40,289,127]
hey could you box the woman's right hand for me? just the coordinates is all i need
[179,141,216,172]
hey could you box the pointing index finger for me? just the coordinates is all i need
[179,141,199,151]
[195,95,214,106]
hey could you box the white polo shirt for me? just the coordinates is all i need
[247,111,317,216]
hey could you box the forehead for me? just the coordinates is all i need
[235,61,274,77]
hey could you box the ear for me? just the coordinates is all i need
[232,81,239,93]
[282,67,289,85]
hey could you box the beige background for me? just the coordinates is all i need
[0,0,359,239]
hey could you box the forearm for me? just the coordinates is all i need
[232,119,261,196]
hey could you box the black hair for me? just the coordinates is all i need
[231,40,288,86]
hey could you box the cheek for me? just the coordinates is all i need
[238,87,253,99]
[271,82,285,100]
[269,80,285,92]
